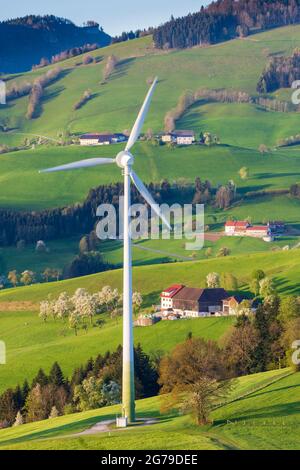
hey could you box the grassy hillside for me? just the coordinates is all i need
[0,369,298,450]
[178,101,300,149]
[1,143,300,211]
[1,26,300,212]
[1,249,299,305]
[2,25,300,145]
[0,310,233,394]
[0,248,299,392]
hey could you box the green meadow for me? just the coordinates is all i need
[0,248,300,393]
[1,143,300,211]
[0,369,298,450]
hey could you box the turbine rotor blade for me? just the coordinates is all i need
[130,170,171,230]
[39,158,115,173]
[125,77,158,152]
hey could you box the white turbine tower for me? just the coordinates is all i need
[40,77,170,423]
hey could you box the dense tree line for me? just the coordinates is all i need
[153,0,300,49]
[257,48,300,92]
[112,26,154,44]
[0,15,111,73]
[164,87,291,133]
[34,43,99,68]
[0,179,214,247]
[0,344,158,428]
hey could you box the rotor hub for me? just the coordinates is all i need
[116,151,134,169]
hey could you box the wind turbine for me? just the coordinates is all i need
[39,77,170,423]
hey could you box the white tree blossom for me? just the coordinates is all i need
[206,272,220,288]
[13,411,24,426]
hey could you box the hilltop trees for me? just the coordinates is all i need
[153,0,300,50]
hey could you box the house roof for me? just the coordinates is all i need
[161,284,184,298]
[80,133,102,139]
[80,133,127,141]
[225,220,249,228]
[173,287,228,302]
[223,295,247,304]
[112,133,127,139]
[246,225,269,232]
[98,134,114,142]
[174,130,195,137]
[268,220,285,225]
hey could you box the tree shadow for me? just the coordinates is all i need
[256,172,300,179]
[110,57,136,81]
[214,400,300,427]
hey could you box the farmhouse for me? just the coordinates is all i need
[160,285,258,318]
[225,220,274,241]
[79,133,127,146]
[160,284,184,311]
[167,286,229,318]
[161,130,195,145]
[222,295,258,316]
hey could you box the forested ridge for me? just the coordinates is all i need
[153,0,300,49]
[0,15,111,73]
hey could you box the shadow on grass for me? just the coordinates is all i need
[213,400,300,427]
[0,409,173,448]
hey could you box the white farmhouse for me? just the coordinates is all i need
[160,284,184,312]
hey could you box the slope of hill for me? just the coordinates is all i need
[0,369,298,450]
[0,25,300,226]
[0,15,111,73]
[0,311,233,394]
[2,24,300,148]
[0,248,299,392]
[1,249,300,304]
[2,143,300,211]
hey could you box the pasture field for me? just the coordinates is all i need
[0,369,297,450]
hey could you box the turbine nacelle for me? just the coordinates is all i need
[116,150,134,169]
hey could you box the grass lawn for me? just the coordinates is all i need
[178,101,300,149]
[0,310,233,393]
[1,25,300,213]
[1,249,300,306]
[1,143,300,210]
[0,236,81,276]
[2,24,300,147]
[0,248,300,392]
[0,369,298,450]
